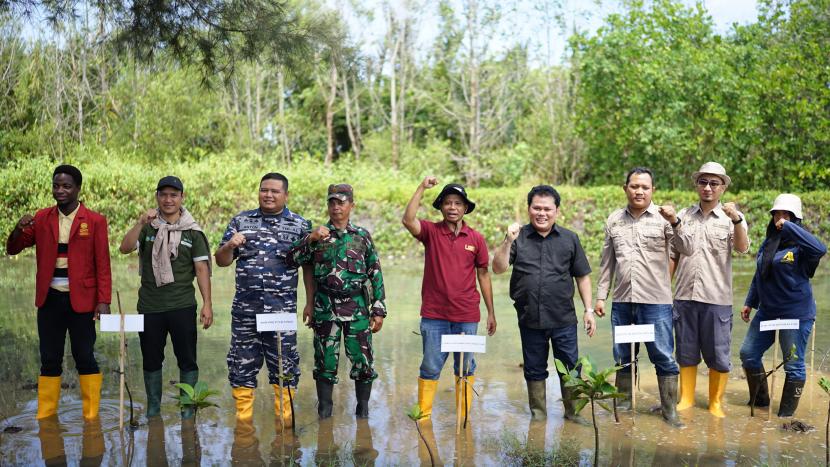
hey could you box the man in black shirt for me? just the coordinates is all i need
[493,185,595,422]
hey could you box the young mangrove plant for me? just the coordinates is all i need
[172,381,220,420]
[819,376,830,467]
[555,356,624,467]
[406,404,435,467]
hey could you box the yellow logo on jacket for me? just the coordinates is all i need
[465,244,476,252]
[781,251,794,264]
[79,222,90,237]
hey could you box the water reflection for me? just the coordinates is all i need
[1,258,829,465]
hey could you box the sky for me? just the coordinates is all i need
[340,0,761,67]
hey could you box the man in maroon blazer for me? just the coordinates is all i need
[6,165,111,420]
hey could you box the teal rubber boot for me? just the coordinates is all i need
[180,370,199,420]
[144,370,164,418]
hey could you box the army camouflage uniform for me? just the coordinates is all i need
[287,221,387,384]
[221,207,311,389]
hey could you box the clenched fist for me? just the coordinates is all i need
[505,222,522,242]
[775,217,788,230]
[16,214,34,231]
[658,204,677,224]
[421,176,439,190]
[138,209,158,225]
[722,202,740,222]
[308,226,331,243]
[226,231,247,248]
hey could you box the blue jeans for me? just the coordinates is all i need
[611,302,679,376]
[419,318,478,380]
[739,315,813,381]
[519,324,578,381]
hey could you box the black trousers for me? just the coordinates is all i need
[138,306,198,373]
[38,289,99,376]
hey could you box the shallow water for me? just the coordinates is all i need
[1,256,829,466]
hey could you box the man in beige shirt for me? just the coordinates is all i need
[596,167,682,427]
[660,162,749,418]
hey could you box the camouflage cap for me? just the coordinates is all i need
[327,183,354,202]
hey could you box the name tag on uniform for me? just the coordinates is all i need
[614,324,655,343]
[441,334,486,353]
[760,319,799,331]
[100,314,144,332]
[256,313,298,332]
[239,218,262,232]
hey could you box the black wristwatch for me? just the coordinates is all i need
[731,216,743,225]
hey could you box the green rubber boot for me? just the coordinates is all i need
[143,370,163,418]
[180,370,199,420]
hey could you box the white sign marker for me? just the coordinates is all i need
[614,324,656,344]
[760,319,800,332]
[441,334,486,353]
[100,314,144,332]
[256,313,298,332]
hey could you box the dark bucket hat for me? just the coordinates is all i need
[432,183,476,213]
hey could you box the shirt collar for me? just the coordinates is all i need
[625,202,658,218]
[325,220,358,235]
[438,220,470,236]
[691,202,725,218]
[254,207,291,218]
[524,223,559,238]
[58,204,80,219]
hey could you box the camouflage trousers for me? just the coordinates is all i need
[227,313,300,389]
[312,314,377,384]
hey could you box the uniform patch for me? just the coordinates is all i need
[239,217,262,232]
[781,251,794,264]
[465,244,476,252]
[79,222,90,237]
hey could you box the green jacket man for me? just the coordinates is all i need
[287,183,387,419]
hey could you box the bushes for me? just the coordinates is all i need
[2,151,829,259]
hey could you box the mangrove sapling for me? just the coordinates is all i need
[172,381,220,420]
[750,344,797,417]
[818,377,830,467]
[555,356,624,467]
[406,404,435,467]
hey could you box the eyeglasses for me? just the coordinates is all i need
[696,178,723,188]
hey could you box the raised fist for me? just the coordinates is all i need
[506,222,522,241]
[422,176,439,189]
[722,202,740,222]
[227,231,247,248]
[16,214,34,230]
[139,209,158,225]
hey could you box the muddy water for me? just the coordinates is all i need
[0,256,829,465]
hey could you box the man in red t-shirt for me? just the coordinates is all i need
[402,176,496,423]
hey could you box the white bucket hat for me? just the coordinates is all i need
[770,193,803,219]
[691,161,731,186]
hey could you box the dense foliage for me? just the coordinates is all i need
[1,0,828,192]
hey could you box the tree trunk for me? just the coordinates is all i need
[325,60,338,165]
[341,73,360,159]
[389,10,400,169]
[277,70,291,166]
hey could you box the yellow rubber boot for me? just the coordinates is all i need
[677,366,697,411]
[455,375,475,422]
[708,370,728,418]
[233,387,255,421]
[273,385,295,428]
[79,373,103,420]
[417,378,438,419]
[36,376,62,419]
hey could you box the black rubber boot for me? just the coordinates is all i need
[657,375,684,428]
[143,370,163,418]
[526,379,547,420]
[562,386,590,426]
[316,379,334,419]
[743,366,770,407]
[355,381,372,418]
[615,371,632,410]
[777,379,805,418]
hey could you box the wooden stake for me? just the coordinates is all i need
[456,332,465,435]
[811,323,816,380]
[769,329,780,422]
[117,291,125,431]
[630,341,636,421]
[277,330,285,431]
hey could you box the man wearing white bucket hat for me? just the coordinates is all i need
[739,194,826,418]
[658,161,750,418]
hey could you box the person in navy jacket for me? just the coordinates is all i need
[6,165,112,420]
[739,194,826,418]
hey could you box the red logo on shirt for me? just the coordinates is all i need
[465,244,476,252]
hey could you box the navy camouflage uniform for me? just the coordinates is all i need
[287,221,387,384]
[221,208,311,389]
